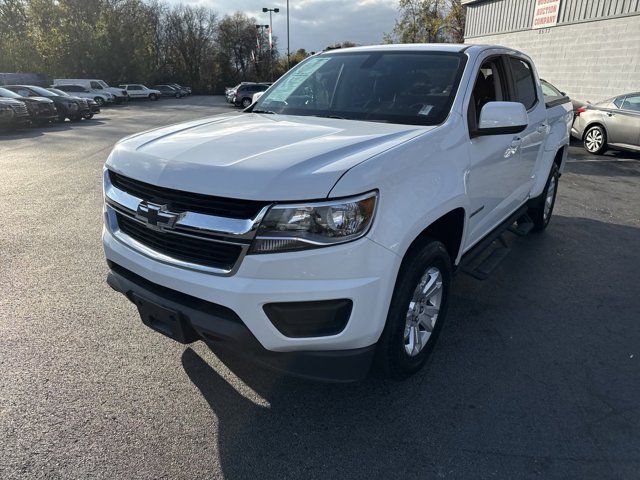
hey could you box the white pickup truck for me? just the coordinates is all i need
[103,44,572,381]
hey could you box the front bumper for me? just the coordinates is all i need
[107,262,376,382]
[103,227,400,379]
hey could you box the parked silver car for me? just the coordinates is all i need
[571,92,640,154]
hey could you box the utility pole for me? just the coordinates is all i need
[287,0,290,70]
[255,24,269,78]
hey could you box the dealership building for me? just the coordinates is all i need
[463,0,640,103]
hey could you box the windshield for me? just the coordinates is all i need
[27,86,57,97]
[48,88,70,97]
[98,81,110,88]
[255,51,466,126]
[0,87,21,98]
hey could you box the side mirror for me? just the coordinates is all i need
[560,91,566,96]
[476,101,528,136]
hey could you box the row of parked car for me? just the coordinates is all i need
[0,79,192,130]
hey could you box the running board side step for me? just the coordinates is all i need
[459,206,530,280]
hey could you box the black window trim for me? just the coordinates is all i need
[506,55,539,113]
[467,54,512,138]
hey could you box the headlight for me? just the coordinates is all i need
[250,191,378,254]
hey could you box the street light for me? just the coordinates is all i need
[286,0,290,69]
[262,6,280,50]
[262,7,279,81]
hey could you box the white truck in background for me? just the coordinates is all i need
[103,44,572,381]
[54,79,128,103]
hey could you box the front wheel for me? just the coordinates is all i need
[375,239,451,380]
[241,97,252,108]
[94,97,105,107]
[584,125,607,155]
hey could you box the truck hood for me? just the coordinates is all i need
[106,113,430,201]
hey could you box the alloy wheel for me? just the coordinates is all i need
[404,267,443,357]
[544,174,556,221]
[585,128,603,153]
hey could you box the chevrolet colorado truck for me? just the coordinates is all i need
[103,45,573,381]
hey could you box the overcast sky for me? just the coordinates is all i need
[172,0,399,53]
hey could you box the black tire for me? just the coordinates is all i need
[375,239,452,380]
[94,97,105,107]
[241,97,252,108]
[83,113,94,120]
[529,162,560,232]
[149,93,158,101]
[70,115,82,122]
[583,125,607,155]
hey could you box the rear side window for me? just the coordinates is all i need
[622,95,640,112]
[509,57,537,110]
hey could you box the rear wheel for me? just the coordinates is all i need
[529,162,560,232]
[149,93,158,101]
[375,239,451,380]
[584,125,607,155]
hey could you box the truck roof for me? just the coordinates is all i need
[322,43,527,58]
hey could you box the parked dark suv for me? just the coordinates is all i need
[0,86,58,124]
[4,85,84,121]
[234,83,270,108]
[0,97,31,129]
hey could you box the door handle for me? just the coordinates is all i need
[504,137,521,158]
[607,112,614,117]
[537,123,550,133]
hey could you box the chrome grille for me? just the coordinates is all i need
[104,169,270,275]
[10,103,29,118]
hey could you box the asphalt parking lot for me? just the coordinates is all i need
[1,96,639,479]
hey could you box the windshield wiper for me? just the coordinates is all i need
[252,109,276,114]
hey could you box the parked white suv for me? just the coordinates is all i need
[103,45,572,381]
[54,79,128,103]
[52,84,114,106]
[120,84,161,100]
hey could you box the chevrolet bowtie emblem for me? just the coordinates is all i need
[136,201,181,231]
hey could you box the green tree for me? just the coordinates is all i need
[385,0,466,44]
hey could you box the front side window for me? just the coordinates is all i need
[470,58,508,124]
[256,51,467,126]
[90,82,103,89]
[622,95,640,112]
[509,57,537,110]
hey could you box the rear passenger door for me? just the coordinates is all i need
[505,56,547,200]
[606,95,640,147]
